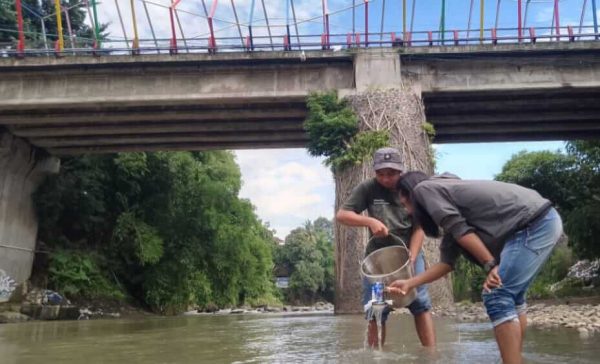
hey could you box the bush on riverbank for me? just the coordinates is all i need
[273,218,335,305]
[452,140,600,303]
[33,152,279,314]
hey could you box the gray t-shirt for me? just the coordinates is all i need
[413,177,551,268]
[341,178,412,256]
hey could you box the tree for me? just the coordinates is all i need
[495,143,600,259]
[495,150,577,212]
[34,151,277,314]
[1,0,108,48]
[274,218,334,304]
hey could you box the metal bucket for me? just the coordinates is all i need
[360,238,417,308]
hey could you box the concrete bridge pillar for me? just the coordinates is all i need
[0,132,59,298]
[334,51,453,313]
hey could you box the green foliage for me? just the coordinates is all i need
[447,142,600,302]
[48,249,124,300]
[331,131,390,171]
[274,218,334,304]
[35,151,277,314]
[496,143,600,259]
[305,92,359,160]
[304,92,390,172]
[421,122,436,141]
[527,245,574,299]
[496,150,577,211]
[452,257,486,302]
[0,0,109,47]
[112,212,164,266]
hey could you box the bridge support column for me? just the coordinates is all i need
[334,51,453,313]
[0,132,59,297]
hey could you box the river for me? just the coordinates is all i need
[0,313,598,363]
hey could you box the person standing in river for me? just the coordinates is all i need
[388,171,563,364]
[336,147,436,348]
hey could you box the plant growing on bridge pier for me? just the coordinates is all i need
[304,91,390,172]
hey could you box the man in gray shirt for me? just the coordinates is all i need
[336,147,435,348]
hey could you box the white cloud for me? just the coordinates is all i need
[235,149,335,239]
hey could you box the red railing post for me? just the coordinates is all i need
[54,39,62,57]
[245,35,251,51]
[529,27,536,44]
[567,26,575,42]
[283,35,290,51]
[168,2,178,54]
[15,0,26,56]
[207,0,219,54]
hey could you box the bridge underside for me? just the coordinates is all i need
[424,86,600,143]
[4,86,600,154]
[4,96,309,155]
[1,45,600,154]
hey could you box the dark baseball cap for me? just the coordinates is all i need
[373,147,404,171]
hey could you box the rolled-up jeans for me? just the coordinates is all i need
[362,251,432,323]
[482,207,563,327]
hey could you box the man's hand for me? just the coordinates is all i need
[368,218,389,237]
[386,280,412,296]
[483,266,502,292]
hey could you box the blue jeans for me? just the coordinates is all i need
[362,252,432,323]
[482,208,563,327]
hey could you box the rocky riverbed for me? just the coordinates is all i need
[390,300,600,338]
[184,301,335,316]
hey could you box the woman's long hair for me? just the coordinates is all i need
[397,172,441,238]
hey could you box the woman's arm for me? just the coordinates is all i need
[407,226,425,265]
[456,232,502,290]
[456,232,495,264]
[388,262,453,294]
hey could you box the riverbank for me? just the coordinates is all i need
[394,296,600,337]
[0,295,335,324]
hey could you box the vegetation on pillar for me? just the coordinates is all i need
[304,91,390,172]
[421,122,437,169]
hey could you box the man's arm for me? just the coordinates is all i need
[336,209,388,237]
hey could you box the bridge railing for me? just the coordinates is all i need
[1,26,599,58]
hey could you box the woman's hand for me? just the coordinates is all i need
[386,280,412,295]
[483,266,502,292]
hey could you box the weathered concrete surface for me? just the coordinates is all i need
[0,132,59,284]
[1,44,599,153]
[0,51,354,154]
[401,42,600,142]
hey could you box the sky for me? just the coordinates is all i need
[235,141,565,239]
[64,0,593,239]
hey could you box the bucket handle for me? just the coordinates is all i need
[367,231,409,251]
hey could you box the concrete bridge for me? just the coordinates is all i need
[1,42,599,305]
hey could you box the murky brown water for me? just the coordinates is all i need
[0,313,598,363]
